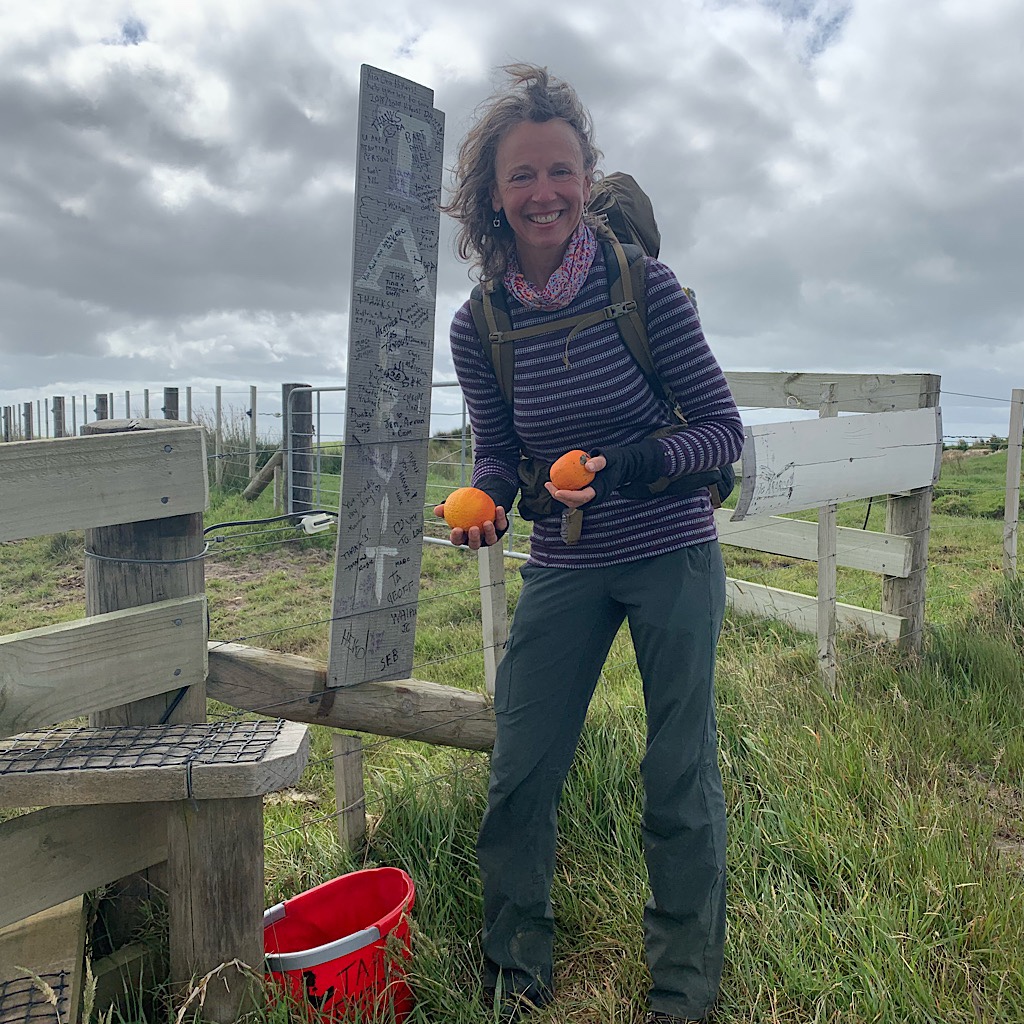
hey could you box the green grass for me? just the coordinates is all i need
[2,448,1023,1022]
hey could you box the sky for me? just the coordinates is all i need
[1,0,1023,444]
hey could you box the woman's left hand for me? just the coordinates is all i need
[544,454,606,508]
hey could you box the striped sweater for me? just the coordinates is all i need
[450,246,744,569]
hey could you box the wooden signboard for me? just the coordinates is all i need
[327,67,444,688]
[732,407,942,520]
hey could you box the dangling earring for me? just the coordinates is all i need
[492,210,503,229]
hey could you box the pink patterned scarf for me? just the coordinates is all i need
[504,221,597,311]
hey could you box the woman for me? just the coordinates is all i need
[436,64,744,1023]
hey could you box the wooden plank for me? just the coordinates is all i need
[328,67,445,688]
[724,371,936,413]
[726,578,905,641]
[733,407,942,520]
[0,805,167,930]
[0,596,207,738]
[0,898,86,1021]
[0,721,309,807]
[208,641,496,751]
[0,426,208,542]
[714,510,912,577]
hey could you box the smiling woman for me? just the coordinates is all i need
[437,63,744,1024]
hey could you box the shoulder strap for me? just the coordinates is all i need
[470,280,516,409]
[471,239,685,422]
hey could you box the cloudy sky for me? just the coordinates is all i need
[1,0,1022,442]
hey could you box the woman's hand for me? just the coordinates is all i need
[433,504,509,550]
[543,453,607,508]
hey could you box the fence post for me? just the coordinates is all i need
[249,385,258,480]
[817,384,838,695]
[53,397,66,438]
[479,543,508,698]
[1004,388,1024,578]
[3,406,13,441]
[282,382,312,514]
[163,387,178,420]
[215,385,223,489]
[881,374,940,653]
[144,389,150,418]
[331,733,366,853]
[81,418,208,966]
[23,402,33,440]
[37,400,45,437]
[124,390,131,418]
[186,386,192,423]
[95,393,109,420]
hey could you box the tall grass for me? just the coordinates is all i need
[2,445,1022,1022]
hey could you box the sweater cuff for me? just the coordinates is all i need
[473,474,519,516]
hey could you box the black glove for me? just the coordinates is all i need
[587,438,666,505]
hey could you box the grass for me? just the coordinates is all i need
[2,446,1023,1022]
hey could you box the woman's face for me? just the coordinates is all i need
[491,118,592,276]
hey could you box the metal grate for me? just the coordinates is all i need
[0,971,70,1024]
[0,720,284,775]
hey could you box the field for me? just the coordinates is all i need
[1,444,1022,1024]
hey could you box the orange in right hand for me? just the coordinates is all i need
[549,449,596,491]
[442,487,497,531]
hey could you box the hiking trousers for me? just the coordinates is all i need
[477,542,727,1020]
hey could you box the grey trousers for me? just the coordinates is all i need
[477,542,727,1020]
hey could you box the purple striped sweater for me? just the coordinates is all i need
[450,247,745,568]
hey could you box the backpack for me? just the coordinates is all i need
[469,172,734,515]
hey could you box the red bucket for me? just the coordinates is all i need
[264,867,416,1022]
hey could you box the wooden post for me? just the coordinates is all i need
[881,374,940,654]
[23,402,33,440]
[327,67,444,689]
[53,397,66,438]
[479,543,508,698]
[96,393,109,420]
[817,384,838,695]
[1004,388,1024,578]
[331,733,366,853]
[163,388,179,421]
[273,463,282,511]
[167,797,264,1023]
[82,418,207,955]
[249,385,258,480]
[214,385,223,489]
[282,382,313,514]
[242,449,283,501]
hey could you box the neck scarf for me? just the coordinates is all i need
[504,221,597,311]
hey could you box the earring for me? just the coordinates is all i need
[492,210,503,229]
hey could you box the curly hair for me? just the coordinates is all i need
[442,64,602,282]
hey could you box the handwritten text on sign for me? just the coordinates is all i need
[327,67,444,688]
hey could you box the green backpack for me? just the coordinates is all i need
[468,172,733,519]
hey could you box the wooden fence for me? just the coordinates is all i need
[0,424,308,1024]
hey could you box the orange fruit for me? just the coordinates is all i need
[549,449,595,491]
[443,487,497,531]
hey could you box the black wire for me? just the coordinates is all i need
[202,510,338,535]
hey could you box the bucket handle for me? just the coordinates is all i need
[264,915,382,973]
